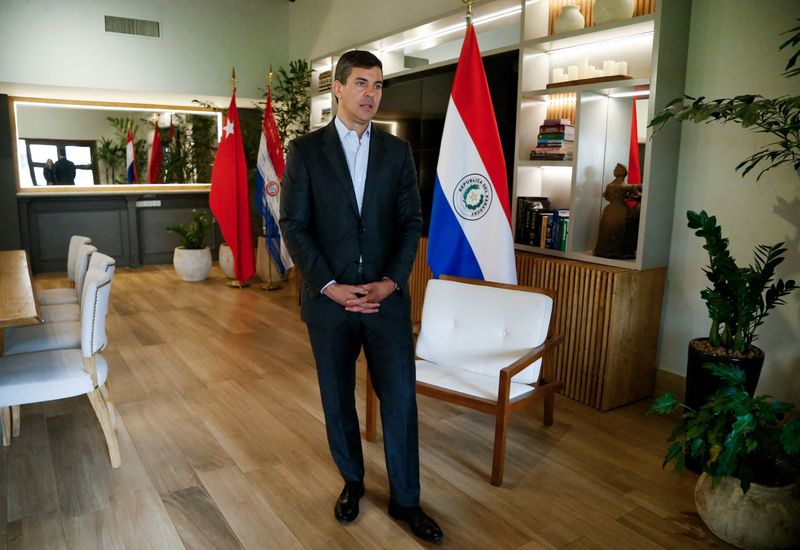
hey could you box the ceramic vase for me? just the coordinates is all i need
[695,474,800,549]
[593,0,635,24]
[554,4,585,34]
[218,243,236,279]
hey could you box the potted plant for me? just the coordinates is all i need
[166,210,212,281]
[683,210,797,411]
[650,363,800,549]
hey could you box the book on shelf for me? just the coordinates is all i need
[530,151,574,161]
[543,118,571,126]
[514,196,550,245]
[547,209,570,251]
[539,124,574,136]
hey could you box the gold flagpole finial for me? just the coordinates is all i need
[463,0,474,26]
[230,67,238,94]
[268,64,273,94]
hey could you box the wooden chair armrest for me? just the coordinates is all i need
[500,334,564,379]
[411,321,421,336]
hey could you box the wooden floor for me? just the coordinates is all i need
[1,265,733,549]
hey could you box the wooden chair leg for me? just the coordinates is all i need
[543,392,555,426]
[491,408,511,486]
[365,369,378,442]
[99,383,116,430]
[12,405,20,437]
[87,389,121,468]
[2,407,11,447]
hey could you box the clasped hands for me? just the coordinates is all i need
[323,279,396,313]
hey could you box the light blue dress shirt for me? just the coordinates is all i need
[321,117,372,294]
[334,116,371,215]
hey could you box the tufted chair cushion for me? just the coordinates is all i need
[66,235,92,282]
[0,350,108,407]
[38,243,97,306]
[40,252,116,324]
[81,270,112,358]
[415,278,553,385]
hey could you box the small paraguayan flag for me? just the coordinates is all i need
[427,23,517,284]
[126,127,138,183]
[255,88,293,277]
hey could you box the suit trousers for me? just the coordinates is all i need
[306,305,420,507]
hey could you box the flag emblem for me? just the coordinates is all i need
[266,181,280,197]
[454,174,492,220]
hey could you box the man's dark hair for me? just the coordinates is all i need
[334,50,382,85]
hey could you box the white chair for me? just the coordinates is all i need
[365,276,564,486]
[37,243,96,306]
[40,252,116,323]
[0,270,120,468]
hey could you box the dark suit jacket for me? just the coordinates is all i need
[279,121,422,324]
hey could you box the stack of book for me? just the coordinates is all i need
[319,70,332,92]
[545,208,570,251]
[530,118,574,161]
[515,196,551,246]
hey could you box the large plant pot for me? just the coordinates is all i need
[685,338,764,412]
[173,247,212,282]
[694,473,800,549]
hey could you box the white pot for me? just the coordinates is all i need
[593,0,635,24]
[694,473,800,549]
[218,243,236,279]
[173,247,212,282]
[554,4,585,34]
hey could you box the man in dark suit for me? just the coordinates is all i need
[279,50,443,543]
[53,153,76,185]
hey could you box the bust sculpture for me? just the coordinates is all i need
[593,163,642,259]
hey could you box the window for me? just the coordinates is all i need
[23,139,99,186]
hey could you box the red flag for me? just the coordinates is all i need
[209,92,255,284]
[148,126,164,183]
[627,100,641,184]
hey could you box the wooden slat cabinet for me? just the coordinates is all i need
[410,238,665,411]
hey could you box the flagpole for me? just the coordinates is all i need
[463,0,473,26]
[261,64,284,292]
[225,66,250,289]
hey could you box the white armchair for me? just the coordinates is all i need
[0,270,120,468]
[365,276,564,486]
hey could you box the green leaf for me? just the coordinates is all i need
[649,393,680,414]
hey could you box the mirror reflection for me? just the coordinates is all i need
[14,101,222,187]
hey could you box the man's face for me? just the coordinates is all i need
[333,66,383,127]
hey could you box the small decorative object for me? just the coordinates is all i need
[167,210,212,282]
[593,163,642,259]
[554,4,585,34]
[593,0,635,24]
[218,243,236,279]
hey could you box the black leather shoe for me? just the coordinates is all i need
[334,481,365,523]
[388,501,444,543]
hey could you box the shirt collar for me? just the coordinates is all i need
[334,116,371,141]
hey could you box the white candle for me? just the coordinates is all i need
[567,65,578,80]
[552,68,566,82]
[618,61,628,75]
[602,60,615,76]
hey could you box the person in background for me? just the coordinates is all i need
[43,158,56,185]
[279,50,443,543]
[53,153,76,185]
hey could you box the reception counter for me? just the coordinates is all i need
[17,185,220,272]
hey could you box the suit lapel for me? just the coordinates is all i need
[362,127,383,217]
[322,122,360,219]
